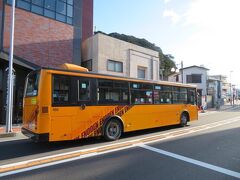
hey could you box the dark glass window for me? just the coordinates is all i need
[131,83,153,104]
[187,74,202,83]
[6,0,73,25]
[179,87,188,104]
[56,13,66,22]
[138,67,146,79]
[53,75,70,104]
[107,60,123,73]
[188,88,197,105]
[31,5,43,15]
[67,17,72,24]
[44,9,55,18]
[7,0,12,4]
[56,0,66,15]
[44,0,55,10]
[32,0,43,6]
[67,4,73,17]
[98,79,129,104]
[25,71,39,97]
[82,60,92,71]
[78,80,90,101]
[172,87,188,104]
[17,0,30,10]
[153,85,172,104]
[67,0,73,5]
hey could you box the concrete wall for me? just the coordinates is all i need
[82,33,160,80]
[82,34,99,71]
[82,0,93,42]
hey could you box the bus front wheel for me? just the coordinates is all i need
[103,119,122,141]
[180,113,188,127]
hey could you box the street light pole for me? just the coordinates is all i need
[229,71,233,106]
[5,0,16,133]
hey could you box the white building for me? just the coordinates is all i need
[168,65,209,106]
[182,66,209,107]
[82,33,160,81]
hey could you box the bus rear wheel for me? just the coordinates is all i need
[180,113,188,127]
[104,119,122,141]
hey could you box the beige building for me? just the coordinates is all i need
[82,33,160,81]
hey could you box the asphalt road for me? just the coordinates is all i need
[1,107,240,180]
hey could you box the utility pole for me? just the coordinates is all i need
[5,0,16,133]
[181,61,183,83]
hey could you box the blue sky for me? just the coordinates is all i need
[94,0,240,87]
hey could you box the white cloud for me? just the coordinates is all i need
[167,0,240,85]
[163,10,181,24]
[164,0,172,4]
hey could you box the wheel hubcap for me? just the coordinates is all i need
[181,115,187,124]
[107,122,119,138]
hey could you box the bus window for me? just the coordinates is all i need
[153,85,172,104]
[179,87,188,104]
[98,79,129,104]
[25,71,39,97]
[131,83,153,104]
[78,79,90,101]
[53,75,70,105]
[188,88,196,105]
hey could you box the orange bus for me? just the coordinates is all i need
[22,64,198,142]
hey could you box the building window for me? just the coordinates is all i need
[138,67,146,79]
[82,60,92,71]
[107,60,123,73]
[17,0,31,10]
[187,74,202,83]
[7,0,73,25]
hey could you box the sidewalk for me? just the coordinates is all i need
[200,102,240,113]
[0,124,21,138]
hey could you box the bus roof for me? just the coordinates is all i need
[39,67,197,89]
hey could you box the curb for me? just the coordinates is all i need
[0,132,17,138]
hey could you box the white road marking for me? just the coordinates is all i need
[0,145,136,177]
[1,116,240,177]
[139,144,240,179]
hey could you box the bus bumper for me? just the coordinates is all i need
[21,127,49,142]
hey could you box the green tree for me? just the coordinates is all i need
[160,54,176,77]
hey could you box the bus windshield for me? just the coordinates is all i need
[25,71,40,97]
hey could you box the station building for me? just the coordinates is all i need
[0,0,93,124]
